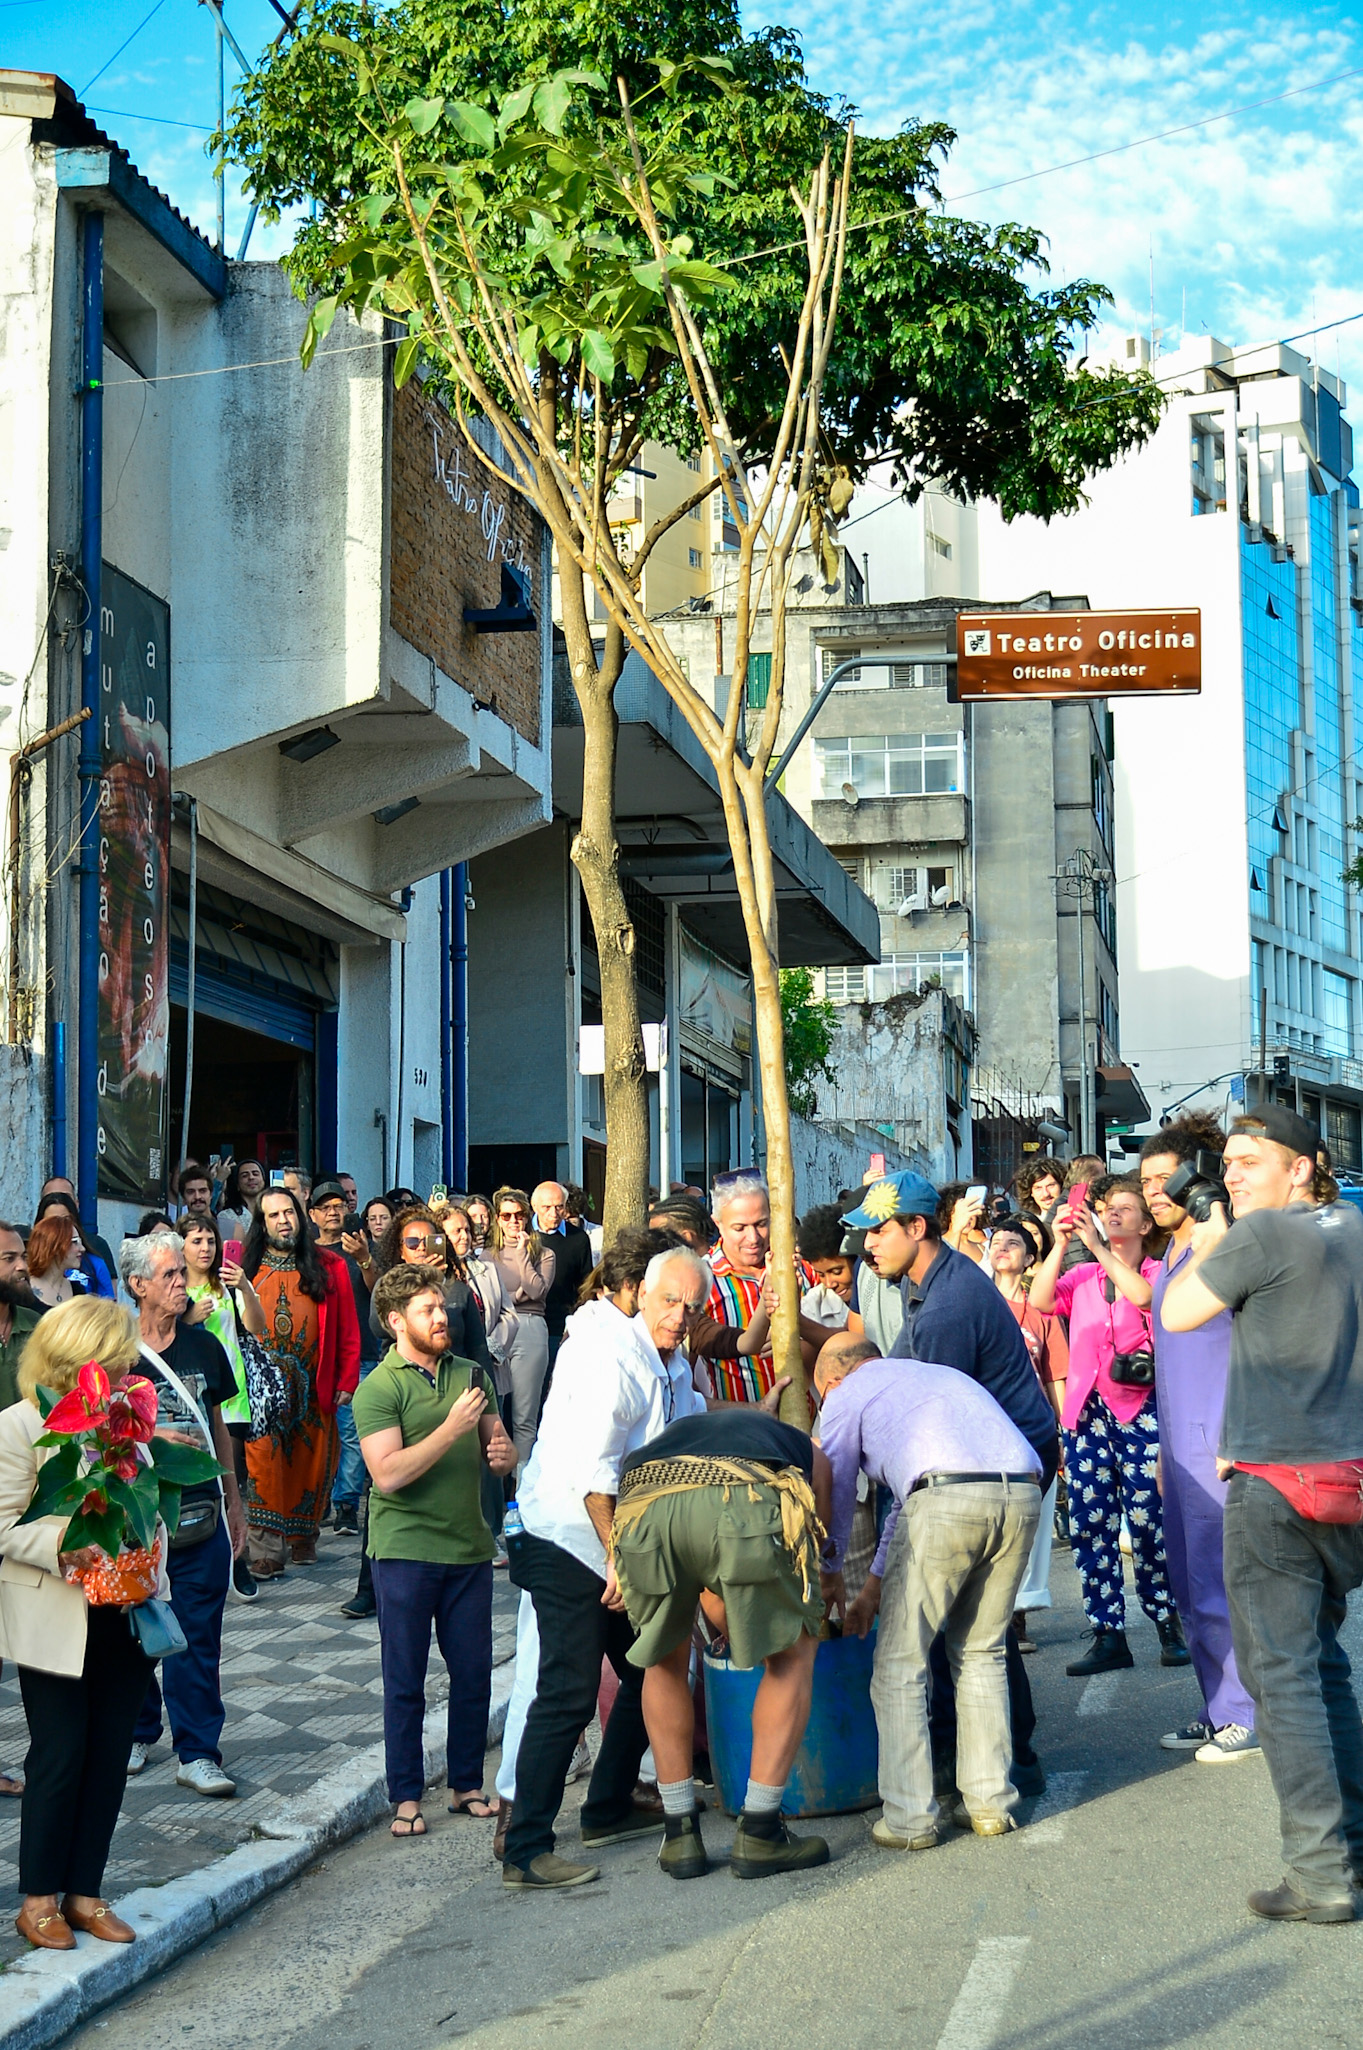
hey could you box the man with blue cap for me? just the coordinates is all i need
[839,1170,1058,1798]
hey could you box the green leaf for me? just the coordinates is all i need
[629,258,665,293]
[63,1503,128,1557]
[299,293,338,372]
[497,81,537,135]
[393,335,421,387]
[446,100,496,152]
[579,329,616,382]
[35,1384,58,1419]
[157,1481,183,1539]
[532,74,574,136]
[149,1440,224,1487]
[16,1456,88,1526]
[104,1469,160,1553]
[404,96,445,136]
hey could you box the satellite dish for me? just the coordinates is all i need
[840,781,859,809]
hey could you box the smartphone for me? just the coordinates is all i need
[1066,1181,1089,1216]
[343,1212,362,1236]
[223,1238,244,1267]
[965,1183,987,1210]
[430,1183,448,1205]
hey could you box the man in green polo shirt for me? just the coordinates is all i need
[353,1263,516,1840]
[0,1221,41,1410]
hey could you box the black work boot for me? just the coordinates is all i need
[659,1812,709,1880]
[1157,1613,1192,1667]
[730,1810,829,1879]
[1065,1629,1135,1678]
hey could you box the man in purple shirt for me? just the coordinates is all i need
[816,1335,1042,1848]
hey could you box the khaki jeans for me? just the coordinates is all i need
[872,1479,1040,1834]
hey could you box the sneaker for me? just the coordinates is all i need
[1248,1879,1354,1924]
[229,1557,259,1604]
[126,1741,152,1776]
[565,1739,592,1784]
[872,1816,944,1852]
[579,1809,663,1849]
[1160,1719,1215,1752]
[730,1813,829,1878]
[176,1758,236,1798]
[1157,1614,1192,1667]
[1195,1723,1262,1764]
[331,1507,359,1537]
[502,1853,599,1890]
[1065,1629,1134,1678]
[341,1593,376,1619]
[659,1812,709,1880]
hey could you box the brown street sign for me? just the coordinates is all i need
[953,609,1201,701]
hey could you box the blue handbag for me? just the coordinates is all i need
[128,1598,188,1661]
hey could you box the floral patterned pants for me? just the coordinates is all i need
[1064,1392,1174,1632]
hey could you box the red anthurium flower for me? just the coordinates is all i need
[46,1370,112,1437]
[79,1487,108,1517]
[108,1450,141,1482]
[120,1376,159,1433]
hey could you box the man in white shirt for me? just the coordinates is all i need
[501,1247,711,1891]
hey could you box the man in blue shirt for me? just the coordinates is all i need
[841,1172,1058,1798]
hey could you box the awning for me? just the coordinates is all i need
[170,803,407,946]
[1096,1065,1152,1125]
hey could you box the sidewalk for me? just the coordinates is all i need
[0,1525,520,1984]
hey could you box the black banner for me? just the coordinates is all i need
[98,565,170,1204]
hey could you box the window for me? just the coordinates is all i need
[887,864,953,908]
[927,533,953,559]
[824,965,866,1004]
[865,952,968,1003]
[1327,1100,1362,1170]
[686,453,702,472]
[745,652,772,710]
[822,646,861,685]
[838,856,862,885]
[688,503,702,520]
[1191,413,1227,515]
[1100,981,1119,1052]
[890,660,949,689]
[688,548,703,569]
[814,733,963,799]
[1323,971,1353,1057]
[1091,756,1112,850]
[888,865,921,907]
[1095,880,1118,959]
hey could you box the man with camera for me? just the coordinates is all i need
[1163,1106,1363,1922]
[1141,1118,1258,1765]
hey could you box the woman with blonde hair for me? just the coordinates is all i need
[0,1297,169,1950]
[488,1186,555,1470]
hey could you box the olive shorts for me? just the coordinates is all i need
[614,1483,824,1671]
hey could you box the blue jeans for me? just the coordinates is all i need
[335,1358,378,1509]
[371,1557,493,1802]
[1224,1472,1363,1901]
[135,1516,232,1765]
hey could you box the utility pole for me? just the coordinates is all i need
[1053,847,1112,1156]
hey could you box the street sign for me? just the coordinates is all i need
[953,609,1201,702]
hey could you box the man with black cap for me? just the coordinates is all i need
[839,1171,1059,1801]
[1163,1106,1363,1924]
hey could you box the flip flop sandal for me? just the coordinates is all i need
[448,1795,499,1819]
[391,1812,428,1838]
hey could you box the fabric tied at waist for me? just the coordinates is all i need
[613,1453,825,1602]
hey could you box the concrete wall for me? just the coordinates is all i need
[815,986,968,1182]
[466,821,574,1163]
[790,1112,914,1214]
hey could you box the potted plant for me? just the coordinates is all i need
[17,1361,222,1605]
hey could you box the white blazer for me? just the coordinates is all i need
[0,1398,170,1678]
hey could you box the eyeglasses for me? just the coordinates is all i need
[402,1232,444,1250]
[498,1211,525,1224]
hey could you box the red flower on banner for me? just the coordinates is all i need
[44,1361,112,1437]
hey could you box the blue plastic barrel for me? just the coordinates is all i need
[702,1627,880,1817]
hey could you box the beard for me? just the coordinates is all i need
[0,1274,45,1316]
[265,1229,296,1255]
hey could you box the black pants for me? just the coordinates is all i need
[928,1626,1038,1777]
[503,1530,648,1870]
[18,1608,155,1896]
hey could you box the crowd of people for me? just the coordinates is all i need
[0,1106,1362,1947]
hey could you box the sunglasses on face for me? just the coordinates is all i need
[499,1211,526,1224]
[403,1232,444,1250]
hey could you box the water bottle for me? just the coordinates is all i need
[503,1499,523,1540]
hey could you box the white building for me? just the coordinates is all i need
[976,335,1363,1165]
[0,72,555,1232]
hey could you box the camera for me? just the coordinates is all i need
[1164,1149,1230,1223]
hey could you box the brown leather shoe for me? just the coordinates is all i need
[15,1903,76,1950]
[62,1898,135,1943]
[289,1540,318,1566]
[493,1798,513,1861]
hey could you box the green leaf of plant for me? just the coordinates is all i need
[393,335,420,387]
[149,1440,224,1487]
[404,96,445,136]
[497,81,537,134]
[62,1503,128,1557]
[532,74,574,136]
[104,1470,160,1553]
[580,329,615,382]
[446,100,496,152]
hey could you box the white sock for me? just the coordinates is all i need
[658,1778,694,1817]
[743,1778,784,1815]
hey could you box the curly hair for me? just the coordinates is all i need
[1140,1112,1227,1166]
[374,1205,464,1285]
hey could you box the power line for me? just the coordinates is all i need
[87,104,213,132]
[80,0,173,98]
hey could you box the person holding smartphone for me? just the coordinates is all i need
[1030,1175,1187,1677]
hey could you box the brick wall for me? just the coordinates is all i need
[389,380,543,746]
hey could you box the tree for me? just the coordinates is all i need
[225,0,1162,1415]
[780,967,838,1119]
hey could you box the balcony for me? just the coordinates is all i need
[812,793,968,849]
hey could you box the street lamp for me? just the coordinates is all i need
[1052,847,1112,1155]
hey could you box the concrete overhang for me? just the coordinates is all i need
[553,653,879,968]
[1096,1065,1151,1125]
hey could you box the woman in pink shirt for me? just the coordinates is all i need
[1031,1176,1188,1679]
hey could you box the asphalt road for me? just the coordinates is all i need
[63,1558,1363,2050]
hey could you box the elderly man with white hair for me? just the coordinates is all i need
[690,1172,817,1404]
[501,1242,714,1891]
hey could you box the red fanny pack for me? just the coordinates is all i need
[1235,1460,1363,1525]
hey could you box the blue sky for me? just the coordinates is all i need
[7,0,1363,399]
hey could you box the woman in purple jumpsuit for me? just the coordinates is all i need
[1142,1118,1258,1762]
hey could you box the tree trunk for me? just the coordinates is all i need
[559,593,652,1236]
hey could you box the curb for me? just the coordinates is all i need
[0,1660,515,2050]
